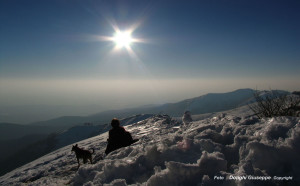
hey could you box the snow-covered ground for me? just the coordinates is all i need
[0,109,299,186]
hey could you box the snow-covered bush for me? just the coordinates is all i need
[248,90,300,118]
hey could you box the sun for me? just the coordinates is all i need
[96,21,147,57]
[113,31,133,48]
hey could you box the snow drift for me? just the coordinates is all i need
[0,112,299,186]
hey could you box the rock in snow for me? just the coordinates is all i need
[0,112,299,186]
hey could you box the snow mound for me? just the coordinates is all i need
[0,114,299,185]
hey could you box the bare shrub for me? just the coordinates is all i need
[248,90,300,118]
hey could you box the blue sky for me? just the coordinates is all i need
[0,0,299,110]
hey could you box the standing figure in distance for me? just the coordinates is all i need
[182,111,193,126]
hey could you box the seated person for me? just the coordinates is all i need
[105,118,138,155]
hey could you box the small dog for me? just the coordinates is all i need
[71,144,94,168]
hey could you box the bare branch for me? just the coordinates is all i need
[248,90,300,118]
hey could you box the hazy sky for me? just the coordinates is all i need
[1,0,300,110]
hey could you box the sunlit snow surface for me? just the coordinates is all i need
[0,112,299,186]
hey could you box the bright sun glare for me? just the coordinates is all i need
[98,21,146,57]
[113,31,133,48]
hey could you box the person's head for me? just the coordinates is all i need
[111,118,120,128]
[184,111,191,115]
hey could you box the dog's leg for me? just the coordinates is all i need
[77,157,80,169]
[90,156,93,164]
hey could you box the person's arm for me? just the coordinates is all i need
[107,130,112,142]
[120,126,126,131]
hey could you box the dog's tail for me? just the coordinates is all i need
[91,148,95,154]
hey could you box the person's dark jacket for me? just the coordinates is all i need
[105,126,134,154]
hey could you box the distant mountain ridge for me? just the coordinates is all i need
[87,88,255,120]
[1,89,256,136]
[154,88,255,116]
